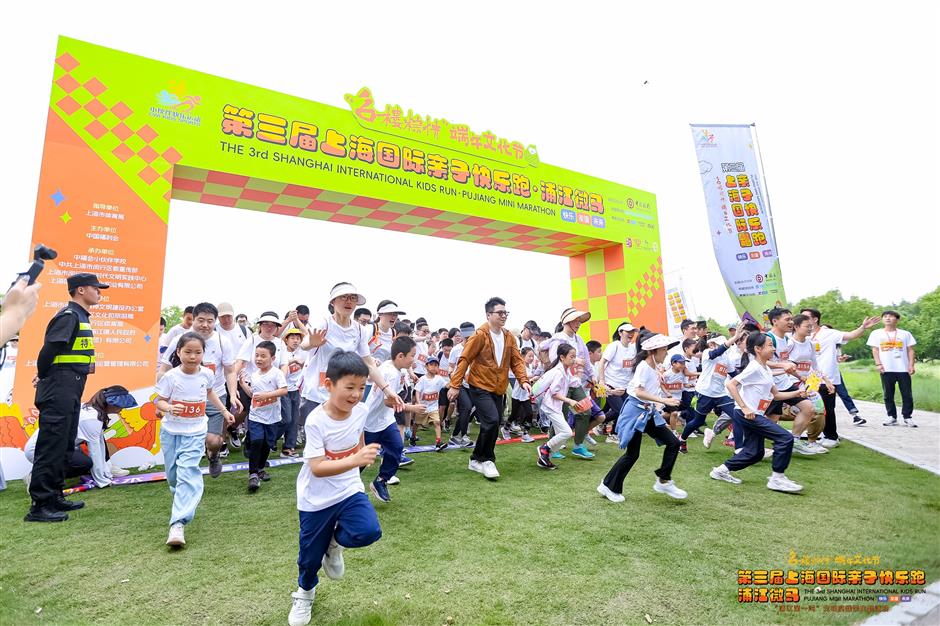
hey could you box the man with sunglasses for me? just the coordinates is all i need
[448,297,530,480]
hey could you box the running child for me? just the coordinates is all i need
[281,328,307,457]
[288,351,382,626]
[247,340,289,492]
[154,332,234,546]
[710,332,807,493]
[661,354,689,433]
[536,343,581,469]
[509,347,540,443]
[414,356,448,451]
[597,333,687,503]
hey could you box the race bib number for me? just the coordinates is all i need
[289,362,302,374]
[319,371,328,388]
[252,395,278,408]
[622,359,631,368]
[778,350,790,361]
[204,362,218,374]
[713,363,728,377]
[417,353,428,363]
[439,368,450,377]
[176,400,206,418]
[421,392,439,402]
[880,341,902,352]
[757,398,771,412]
[662,382,683,392]
[324,441,362,461]
[795,361,812,372]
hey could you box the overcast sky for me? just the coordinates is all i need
[2,2,937,331]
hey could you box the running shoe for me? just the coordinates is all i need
[229,434,242,449]
[288,588,316,626]
[248,474,260,492]
[852,415,867,426]
[281,449,298,458]
[883,418,898,426]
[468,459,484,474]
[537,444,551,467]
[520,433,535,443]
[208,454,223,478]
[499,427,511,440]
[399,455,415,467]
[585,434,598,446]
[591,425,605,437]
[321,537,345,579]
[509,423,523,435]
[435,441,448,452]
[679,441,688,454]
[218,446,229,458]
[166,522,186,546]
[571,445,594,459]
[551,451,565,460]
[462,436,475,449]
[806,442,828,454]
[370,478,391,502]
[110,462,130,477]
[792,439,819,456]
[386,476,400,485]
[481,461,500,479]
[767,474,803,493]
[702,428,715,449]
[258,469,271,481]
[818,437,839,449]
[596,483,625,503]
[903,418,918,428]
[653,480,688,499]
[709,466,742,484]
[606,434,620,444]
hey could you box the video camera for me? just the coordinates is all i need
[10,244,57,289]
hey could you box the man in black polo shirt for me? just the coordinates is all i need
[25,272,107,522]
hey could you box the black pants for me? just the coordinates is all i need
[29,369,87,505]
[819,384,838,440]
[602,420,679,494]
[881,372,914,419]
[452,387,473,438]
[602,394,625,428]
[510,398,533,425]
[468,386,504,463]
[64,449,94,478]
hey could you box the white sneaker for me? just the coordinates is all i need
[792,439,819,456]
[709,466,742,484]
[806,441,828,454]
[903,419,918,428]
[321,537,345,579]
[763,448,773,460]
[818,437,839,449]
[703,428,715,449]
[166,522,185,546]
[109,462,130,477]
[288,587,316,626]
[499,427,511,440]
[520,433,535,443]
[468,459,484,474]
[606,434,620,444]
[386,475,400,485]
[585,434,598,446]
[481,461,500,479]
[597,483,625,503]
[591,425,605,437]
[652,480,687,499]
[767,474,803,493]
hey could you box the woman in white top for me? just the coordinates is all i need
[711,332,807,493]
[597,333,687,503]
[596,322,638,443]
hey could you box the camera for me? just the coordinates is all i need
[10,244,57,290]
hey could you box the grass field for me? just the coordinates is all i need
[840,360,940,413]
[2,430,939,626]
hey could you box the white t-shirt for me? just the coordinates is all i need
[218,323,250,354]
[413,339,430,375]
[732,360,776,415]
[24,406,102,460]
[867,328,916,373]
[237,334,287,379]
[249,367,288,424]
[512,362,540,401]
[490,330,505,368]
[811,327,845,384]
[161,331,235,397]
[788,336,819,381]
[160,323,190,349]
[363,360,406,432]
[602,341,636,389]
[661,368,686,399]
[627,360,661,400]
[296,403,367,513]
[415,375,446,412]
[154,366,214,435]
[518,335,538,353]
[368,324,394,362]
[449,343,469,388]
[438,352,453,380]
[769,332,795,389]
[695,345,734,398]
[726,344,744,373]
[283,347,308,392]
[301,317,370,403]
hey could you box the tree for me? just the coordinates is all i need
[161,305,182,331]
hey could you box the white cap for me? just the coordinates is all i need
[616,322,637,333]
[329,282,366,305]
[377,301,406,315]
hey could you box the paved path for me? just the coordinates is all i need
[835,400,940,475]
[863,581,940,625]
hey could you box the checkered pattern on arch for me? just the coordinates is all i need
[170,166,614,257]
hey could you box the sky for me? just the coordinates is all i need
[2,1,937,331]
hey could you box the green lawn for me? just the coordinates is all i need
[2,430,939,626]
[840,360,940,413]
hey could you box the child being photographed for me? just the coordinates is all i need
[710,332,807,493]
[154,332,234,547]
[281,328,307,457]
[536,344,582,470]
[661,354,688,434]
[247,340,289,492]
[289,351,382,626]
[510,347,540,442]
[414,356,448,451]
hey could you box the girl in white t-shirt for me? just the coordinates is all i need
[509,348,540,441]
[711,332,807,493]
[154,332,234,547]
[598,333,687,502]
[597,323,638,442]
[535,344,581,470]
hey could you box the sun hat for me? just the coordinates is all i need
[376,300,406,315]
[616,322,637,333]
[257,313,282,326]
[640,334,679,351]
[459,322,476,338]
[217,302,235,317]
[102,385,138,409]
[284,327,303,336]
[707,335,728,345]
[560,307,591,326]
[329,282,366,305]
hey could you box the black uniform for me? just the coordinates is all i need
[28,301,96,506]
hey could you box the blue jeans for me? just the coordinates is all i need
[364,423,403,482]
[280,390,301,449]
[724,410,793,474]
[161,427,206,526]
[682,394,734,440]
[834,382,858,414]
[297,492,381,590]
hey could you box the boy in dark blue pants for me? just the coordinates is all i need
[289,351,383,626]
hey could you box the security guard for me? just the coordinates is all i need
[25,272,108,522]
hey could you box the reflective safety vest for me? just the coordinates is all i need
[51,310,96,372]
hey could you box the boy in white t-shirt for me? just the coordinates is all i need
[288,351,382,626]
[414,356,448,451]
[867,310,918,426]
[247,341,289,493]
[280,328,308,457]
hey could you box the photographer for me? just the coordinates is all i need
[1,277,41,345]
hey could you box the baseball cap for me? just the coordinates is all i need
[217,302,235,317]
[670,354,687,364]
[67,273,109,291]
[459,322,476,338]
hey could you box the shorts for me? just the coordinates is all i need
[206,392,227,436]
[414,409,440,426]
[766,384,803,416]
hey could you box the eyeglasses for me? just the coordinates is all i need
[490,310,509,317]
[335,294,359,302]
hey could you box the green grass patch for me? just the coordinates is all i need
[840,360,940,412]
[2,431,938,625]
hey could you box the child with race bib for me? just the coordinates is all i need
[154,332,234,547]
[536,343,582,470]
[710,332,807,493]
